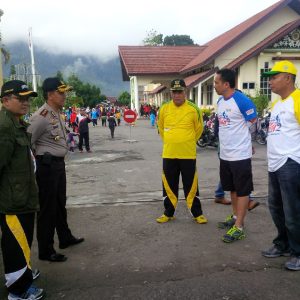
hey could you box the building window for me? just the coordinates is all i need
[260,63,271,100]
[192,87,196,103]
[201,87,204,105]
[207,84,213,105]
[242,82,255,89]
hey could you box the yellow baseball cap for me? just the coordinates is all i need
[262,60,297,77]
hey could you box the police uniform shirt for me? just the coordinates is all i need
[28,103,68,157]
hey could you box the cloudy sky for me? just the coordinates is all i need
[1,0,279,60]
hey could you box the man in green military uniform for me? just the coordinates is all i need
[0,80,45,299]
[28,77,84,263]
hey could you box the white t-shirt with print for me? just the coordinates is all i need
[217,91,257,161]
[267,90,300,172]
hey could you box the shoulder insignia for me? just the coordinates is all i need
[40,109,48,117]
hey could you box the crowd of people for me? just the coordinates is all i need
[0,59,300,299]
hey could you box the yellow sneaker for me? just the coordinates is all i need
[156,214,174,223]
[195,215,208,224]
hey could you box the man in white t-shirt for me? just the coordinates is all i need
[261,60,300,271]
[214,69,257,243]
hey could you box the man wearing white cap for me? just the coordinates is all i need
[261,60,300,271]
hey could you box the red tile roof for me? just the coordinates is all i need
[225,19,300,70]
[184,69,218,88]
[180,0,293,73]
[106,96,118,103]
[149,85,167,94]
[119,46,206,79]
[119,0,300,82]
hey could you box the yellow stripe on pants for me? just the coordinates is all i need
[162,173,178,209]
[186,171,198,210]
[6,215,31,268]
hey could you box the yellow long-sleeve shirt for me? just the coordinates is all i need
[157,100,203,159]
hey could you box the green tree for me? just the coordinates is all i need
[56,70,64,81]
[10,65,16,77]
[143,29,163,46]
[65,95,84,108]
[30,86,45,111]
[118,91,130,106]
[67,74,101,107]
[98,94,107,103]
[247,90,270,117]
[163,35,195,46]
[1,46,10,64]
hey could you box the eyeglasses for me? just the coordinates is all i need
[11,95,31,102]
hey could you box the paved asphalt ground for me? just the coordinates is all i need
[1,119,299,299]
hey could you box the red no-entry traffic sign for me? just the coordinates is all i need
[123,109,137,123]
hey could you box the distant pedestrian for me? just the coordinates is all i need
[70,109,78,132]
[91,108,98,127]
[66,129,79,152]
[115,110,121,126]
[108,114,117,138]
[77,108,92,153]
[101,109,107,126]
[150,106,157,127]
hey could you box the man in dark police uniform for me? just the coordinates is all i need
[28,77,84,262]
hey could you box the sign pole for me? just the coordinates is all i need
[123,109,137,143]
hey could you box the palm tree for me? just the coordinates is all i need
[1,46,10,64]
[0,9,10,87]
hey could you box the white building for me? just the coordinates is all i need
[119,0,300,111]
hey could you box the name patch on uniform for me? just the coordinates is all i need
[246,108,254,115]
[40,109,48,117]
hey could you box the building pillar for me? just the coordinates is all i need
[0,10,3,90]
[197,84,202,107]
[130,76,140,116]
[0,48,3,90]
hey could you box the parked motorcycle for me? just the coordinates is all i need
[197,124,218,148]
[255,114,270,145]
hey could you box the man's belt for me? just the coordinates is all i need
[36,154,64,163]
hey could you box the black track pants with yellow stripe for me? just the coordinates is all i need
[0,213,34,295]
[162,158,203,217]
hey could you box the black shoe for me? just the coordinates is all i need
[39,253,67,262]
[59,237,84,249]
[261,245,290,258]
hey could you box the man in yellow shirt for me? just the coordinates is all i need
[156,79,207,224]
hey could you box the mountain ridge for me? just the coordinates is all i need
[3,41,129,96]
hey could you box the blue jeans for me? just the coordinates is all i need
[215,181,225,198]
[268,158,300,255]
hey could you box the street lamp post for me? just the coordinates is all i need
[0,9,4,90]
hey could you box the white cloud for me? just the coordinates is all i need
[62,58,88,78]
[1,0,279,60]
